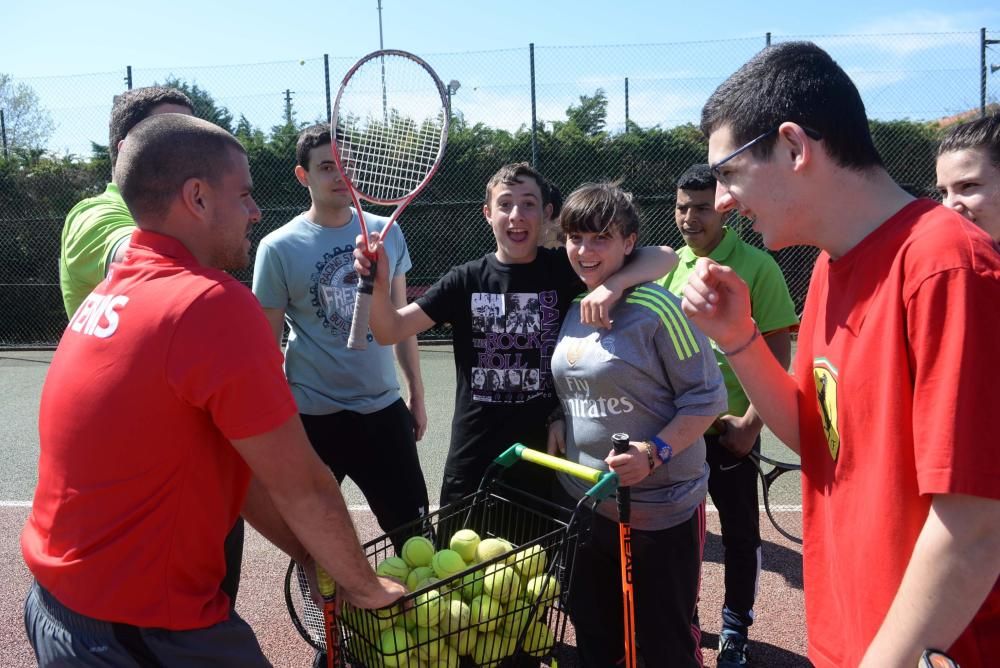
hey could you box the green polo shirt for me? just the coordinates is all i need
[60,183,136,318]
[658,227,798,420]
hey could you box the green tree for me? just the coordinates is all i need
[0,73,55,151]
[557,89,608,137]
[157,76,234,132]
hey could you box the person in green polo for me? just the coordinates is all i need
[657,163,798,668]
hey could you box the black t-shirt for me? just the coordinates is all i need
[417,248,583,477]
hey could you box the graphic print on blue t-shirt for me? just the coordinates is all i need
[310,244,366,342]
[470,289,559,404]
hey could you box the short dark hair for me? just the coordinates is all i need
[485,162,550,207]
[109,86,193,169]
[938,114,1000,167]
[560,182,640,239]
[676,163,716,191]
[548,184,564,219]
[117,114,246,224]
[296,123,333,169]
[701,41,882,171]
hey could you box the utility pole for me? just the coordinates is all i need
[284,89,295,125]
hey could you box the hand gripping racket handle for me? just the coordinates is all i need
[316,566,340,668]
[612,433,637,668]
[347,257,376,350]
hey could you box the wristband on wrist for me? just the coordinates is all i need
[650,435,673,464]
[720,323,760,357]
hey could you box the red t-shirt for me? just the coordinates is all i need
[794,199,1000,667]
[22,230,298,630]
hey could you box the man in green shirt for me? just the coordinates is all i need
[658,163,798,668]
[59,86,193,318]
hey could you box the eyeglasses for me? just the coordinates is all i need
[710,126,823,185]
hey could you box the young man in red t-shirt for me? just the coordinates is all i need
[681,42,1000,668]
[22,113,405,666]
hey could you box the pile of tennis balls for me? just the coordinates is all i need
[341,530,561,667]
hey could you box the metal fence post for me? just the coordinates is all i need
[530,43,538,169]
[324,54,332,123]
[125,65,132,90]
[766,32,771,47]
[625,77,630,131]
[1,109,8,159]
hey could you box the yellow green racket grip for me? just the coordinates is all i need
[494,443,620,501]
[315,565,340,667]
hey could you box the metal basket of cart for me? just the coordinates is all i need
[286,442,620,667]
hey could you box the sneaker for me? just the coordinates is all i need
[717,631,749,667]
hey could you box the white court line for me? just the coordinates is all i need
[3,501,804,512]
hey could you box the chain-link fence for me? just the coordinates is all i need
[2,30,997,347]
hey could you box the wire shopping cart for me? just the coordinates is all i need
[286,443,620,667]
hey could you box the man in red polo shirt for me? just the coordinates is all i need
[681,42,999,668]
[22,113,404,666]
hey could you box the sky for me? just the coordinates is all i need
[4,1,1000,155]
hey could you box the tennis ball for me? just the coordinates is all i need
[401,536,436,568]
[448,626,477,656]
[376,556,412,582]
[414,590,443,628]
[424,643,460,667]
[459,570,484,602]
[431,549,466,580]
[406,565,435,591]
[438,598,471,634]
[448,529,481,563]
[299,59,306,65]
[379,626,414,667]
[524,574,561,603]
[482,563,520,603]
[510,543,547,580]
[475,537,513,564]
[501,598,536,636]
[472,631,513,667]
[413,624,448,661]
[469,594,504,632]
[522,621,555,657]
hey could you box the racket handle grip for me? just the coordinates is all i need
[612,432,630,455]
[316,565,337,599]
[347,260,376,350]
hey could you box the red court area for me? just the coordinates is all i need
[1,506,806,667]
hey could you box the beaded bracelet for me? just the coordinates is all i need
[640,441,656,471]
[651,435,673,464]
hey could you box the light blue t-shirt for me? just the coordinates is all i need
[252,210,411,415]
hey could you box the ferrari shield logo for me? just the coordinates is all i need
[813,361,840,461]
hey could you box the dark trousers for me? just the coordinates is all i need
[24,581,269,667]
[563,487,706,668]
[705,433,762,637]
[300,398,430,550]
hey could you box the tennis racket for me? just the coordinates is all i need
[332,49,450,350]
[284,559,337,659]
[749,451,802,544]
[612,433,637,668]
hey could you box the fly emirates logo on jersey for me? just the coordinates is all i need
[562,376,635,418]
[69,292,129,338]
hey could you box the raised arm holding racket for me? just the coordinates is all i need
[330,49,449,350]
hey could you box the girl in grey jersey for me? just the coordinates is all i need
[549,183,726,667]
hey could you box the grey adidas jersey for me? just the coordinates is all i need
[552,283,726,530]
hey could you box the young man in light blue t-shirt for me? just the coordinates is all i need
[252,124,429,550]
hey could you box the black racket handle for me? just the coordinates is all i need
[612,433,630,456]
